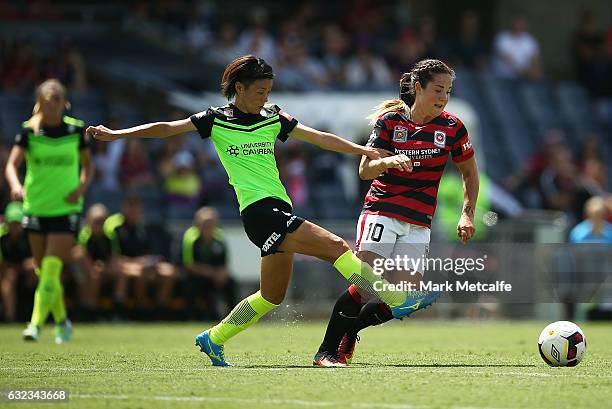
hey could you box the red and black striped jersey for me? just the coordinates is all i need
[363,110,474,228]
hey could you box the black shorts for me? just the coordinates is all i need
[23,214,81,235]
[240,197,305,257]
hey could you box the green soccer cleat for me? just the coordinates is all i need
[22,323,40,341]
[54,319,73,344]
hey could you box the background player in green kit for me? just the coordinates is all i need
[5,79,94,343]
[88,55,424,367]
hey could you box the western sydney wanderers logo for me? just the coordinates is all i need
[433,130,446,148]
[393,126,408,142]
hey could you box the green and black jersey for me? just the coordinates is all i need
[103,213,149,257]
[190,104,298,212]
[77,225,113,262]
[0,223,31,264]
[15,115,90,217]
[181,226,227,268]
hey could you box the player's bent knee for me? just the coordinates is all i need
[329,236,351,260]
[262,291,285,305]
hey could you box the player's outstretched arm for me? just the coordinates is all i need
[289,123,383,160]
[86,118,196,141]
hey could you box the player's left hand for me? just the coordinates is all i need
[65,185,85,204]
[457,214,476,243]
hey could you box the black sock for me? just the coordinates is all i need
[348,302,393,337]
[318,290,363,354]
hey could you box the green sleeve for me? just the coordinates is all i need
[103,213,125,256]
[182,226,200,267]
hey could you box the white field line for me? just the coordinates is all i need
[0,366,603,378]
[72,393,514,409]
[72,394,421,409]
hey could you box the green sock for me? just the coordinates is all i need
[30,256,63,327]
[51,282,67,324]
[209,291,279,345]
[333,250,406,307]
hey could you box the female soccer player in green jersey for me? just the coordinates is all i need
[5,79,94,343]
[88,55,425,366]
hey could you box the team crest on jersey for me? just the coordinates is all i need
[433,130,446,148]
[223,108,233,117]
[393,126,408,142]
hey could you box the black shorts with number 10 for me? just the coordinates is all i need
[240,197,305,257]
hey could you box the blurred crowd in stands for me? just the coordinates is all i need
[0,1,611,320]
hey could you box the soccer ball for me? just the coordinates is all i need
[538,321,586,367]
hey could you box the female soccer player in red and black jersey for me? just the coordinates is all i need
[314,59,479,366]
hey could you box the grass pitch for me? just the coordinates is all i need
[0,321,611,409]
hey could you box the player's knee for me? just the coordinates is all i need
[329,236,351,260]
[263,290,285,305]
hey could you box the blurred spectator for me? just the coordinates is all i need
[185,14,212,56]
[236,10,276,64]
[182,207,236,320]
[157,134,186,180]
[42,40,88,92]
[492,12,542,80]
[119,139,155,190]
[343,0,385,41]
[387,30,426,75]
[539,144,578,215]
[74,203,114,318]
[573,157,609,221]
[276,41,328,91]
[92,118,126,191]
[104,196,177,314]
[320,24,348,86]
[572,10,605,94]
[593,28,612,124]
[208,22,240,66]
[504,129,566,208]
[418,16,442,58]
[280,143,309,208]
[569,196,612,243]
[164,150,202,219]
[0,202,35,322]
[1,41,39,92]
[345,41,393,91]
[447,10,488,71]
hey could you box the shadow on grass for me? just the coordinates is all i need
[233,363,537,369]
[353,363,537,368]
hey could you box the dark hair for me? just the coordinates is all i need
[221,55,274,100]
[400,59,455,106]
[368,59,455,122]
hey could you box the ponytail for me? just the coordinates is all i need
[367,99,407,124]
[28,104,43,134]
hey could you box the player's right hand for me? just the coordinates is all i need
[10,185,24,201]
[382,154,413,172]
[86,125,118,141]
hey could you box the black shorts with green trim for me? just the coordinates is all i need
[23,213,81,235]
[240,197,304,257]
